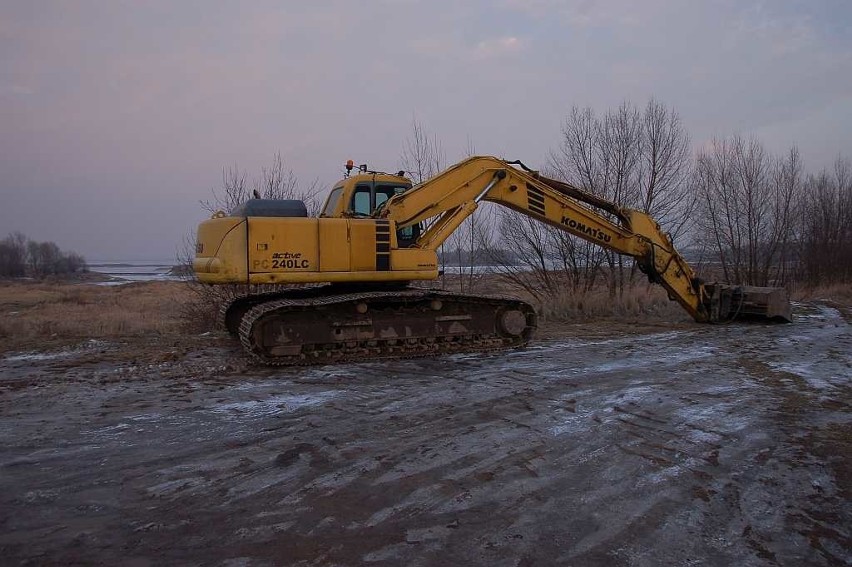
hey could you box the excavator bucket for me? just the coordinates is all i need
[704,284,793,323]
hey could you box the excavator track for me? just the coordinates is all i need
[235,289,537,366]
[222,286,327,336]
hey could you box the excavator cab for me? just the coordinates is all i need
[320,172,421,246]
[320,171,411,218]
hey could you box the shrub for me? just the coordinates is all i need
[0,232,87,279]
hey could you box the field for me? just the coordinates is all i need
[0,280,850,565]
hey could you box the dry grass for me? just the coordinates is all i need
[532,284,690,323]
[792,282,852,304]
[445,272,691,323]
[3,277,846,355]
[0,281,191,352]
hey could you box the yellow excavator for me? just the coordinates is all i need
[194,156,792,365]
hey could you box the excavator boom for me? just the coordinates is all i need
[377,156,791,323]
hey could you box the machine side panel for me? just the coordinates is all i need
[247,218,319,274]
[390,248,439,275]
[349,220,379,272]
[318,218,351,272]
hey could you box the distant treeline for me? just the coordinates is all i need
[0,232,87,278]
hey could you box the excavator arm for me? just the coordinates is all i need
[379,156,790,323]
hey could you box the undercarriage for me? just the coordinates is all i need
[224,287,537,366]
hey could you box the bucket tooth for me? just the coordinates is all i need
[706,284,792,323]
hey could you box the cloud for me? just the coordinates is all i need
[0,0,850,259]
[472,36,525,60]
[0,84,34,96]
[502,0,643,28]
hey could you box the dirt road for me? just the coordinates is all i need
[1,302,849,565]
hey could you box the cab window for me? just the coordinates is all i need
[352,185,372,215]
[321,187,344,216]
[375,185,408,210]
[348,183,410,215]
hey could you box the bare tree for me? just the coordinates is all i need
[487,209,560,302]
[399,116,444,183]
[59,252,87,274]
[398,118,479,291]
[542,99,694,297]
[767,147,803,284]
[0,232,27,277]
[182,152,323,329]
[694,136,800,286]
[200,164,248,214]
[1,235,86,279]
[597,103,642,295]
[256,152,298,198]
[637,99,694,239]
[200,152,321,215]
[539,106,611,294]
[254,152,322,215]
[798,155,852,285]
[449,135,483,291]
[476,99,694,314]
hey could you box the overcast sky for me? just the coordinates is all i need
[2,0,850,260]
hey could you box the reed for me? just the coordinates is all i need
[0,281,190,351]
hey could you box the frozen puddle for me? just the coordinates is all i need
[767,360,849,391]
[541,330,691,353]
[2,339,112,364]
[3,351,73,363]
[794,303,843,322]
[209,391,340,419]
[575,344,717,376]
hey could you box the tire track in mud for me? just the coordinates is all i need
[1,307,850,565]
[720,304,852,565]
[222,332,738,565]
[0,331,764,564]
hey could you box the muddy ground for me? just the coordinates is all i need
[1,302,850,566]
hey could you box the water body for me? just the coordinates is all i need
[87,259,183,283]
[88,261,517,281]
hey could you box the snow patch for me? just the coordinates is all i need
[766,360,847,390]
[643,463,685,485]
[3,351,72,362]
[601,385,659,407]
[675,404,751,433]
[795,304,842,321]
[575,345,716,376]
[768,361,815,377]
[2,339,112,363]
[210,391,339,419]
[686,429,724,444]
[549,414,589,436]
[542,330,690,353]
